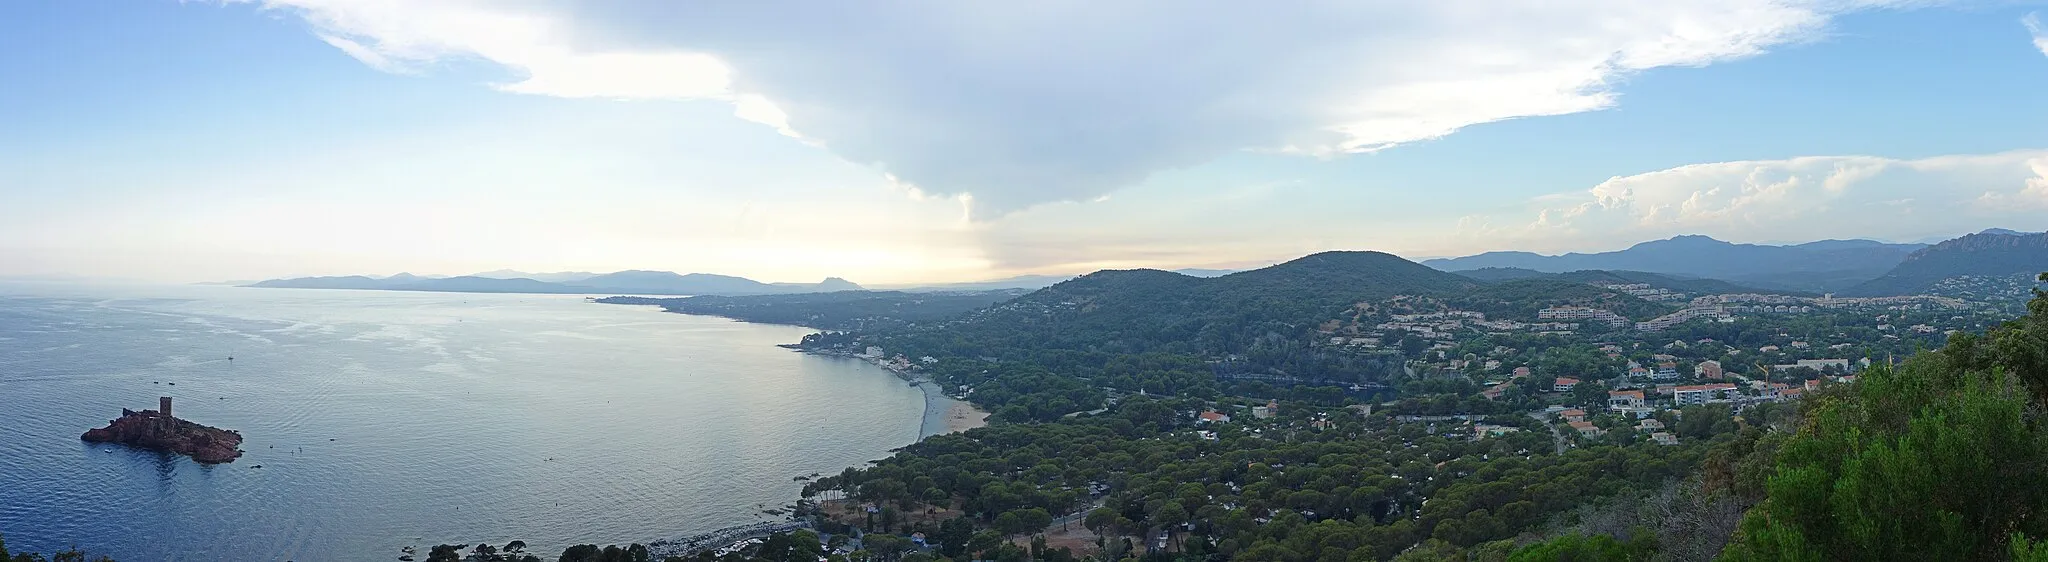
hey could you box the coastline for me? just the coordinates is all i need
[609,302,991,437]
[917,381,989,439]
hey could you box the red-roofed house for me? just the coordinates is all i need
[1553,377,1579,392]
[1482,382,1515,400]
[1569,421,1605,437]
[1559,408,1587,423]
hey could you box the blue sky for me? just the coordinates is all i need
[3,1,2046,284]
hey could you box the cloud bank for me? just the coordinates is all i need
[1456,150,2048,252]
[2027,13,2048,57]
[240,0,1917,217]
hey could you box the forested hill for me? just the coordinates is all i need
[923,252,1473,354]
[1849,231,2048,296]
[870,251,1665,361]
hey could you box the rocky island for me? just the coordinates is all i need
[81,397,243,464]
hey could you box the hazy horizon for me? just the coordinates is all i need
[6,1,2047,285]
[4,228,2019,288]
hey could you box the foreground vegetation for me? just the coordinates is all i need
[0,536,115,562]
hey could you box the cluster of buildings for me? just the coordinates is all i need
[1596,283,1689,302]
[1370,310,1582,341]
[1195,400,1281,426]
[852,346,940,374]
[1537,306,1632,328]
[1695,293,1968,311]
[1635,305,1735,331]
[1551,403,1680,444]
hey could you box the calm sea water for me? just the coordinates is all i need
[0,283,925,561]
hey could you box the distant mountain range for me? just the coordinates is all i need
[1423,235,1926,293]
[467,270,599,283]
[1847,230,2048,296]
[1453,268,1795,296]
[245,270,863,296]
[894,268,1238,292]
[1427,230,2047,295]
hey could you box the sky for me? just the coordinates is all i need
[3,0,2047,285]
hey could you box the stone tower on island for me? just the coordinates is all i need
[160,396,172,418]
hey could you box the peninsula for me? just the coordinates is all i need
[81,397,244,464]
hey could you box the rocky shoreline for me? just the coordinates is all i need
[81,406,243,464]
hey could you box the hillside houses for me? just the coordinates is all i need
[1538,306,1630,327]
[1675,383,1739,405]
[1568,421,1606,437]
[1636,305,1733,331]
[1595,282,1688,302]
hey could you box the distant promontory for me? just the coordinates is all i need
[81,397,243,464]
[242,270,864,297]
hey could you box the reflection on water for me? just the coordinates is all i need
[0,283,924,561]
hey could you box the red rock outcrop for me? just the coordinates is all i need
[82,408,243,464]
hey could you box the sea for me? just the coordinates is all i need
[0,282,929,561]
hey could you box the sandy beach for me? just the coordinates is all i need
[917,382,989,439]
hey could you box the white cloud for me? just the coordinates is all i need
[240,0,1923,217]
[2027,13,2048,57]
[1452,149,2048,252]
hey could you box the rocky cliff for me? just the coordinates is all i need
[81,408,243,464]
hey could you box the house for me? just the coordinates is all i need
[1637,418,1666,432]
[1569,421,1606,437]
[1473,424,1519,439]
[1650,432,1680,446]
[1198,410,1232,423]
[1482,382,1515,400]
[1553,377,1579,392]
[1675,383,1739,405]
[1608,390,1645,409]
[1513,366,1532,379]
[1650,362,1680,381]
[1615,406,1658,419]
[1251,400,1278,419]
[1696,360,1723,380]
[1796,358,1852,372]
[1559,409,1587,423]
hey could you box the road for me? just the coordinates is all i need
[1529,411,1567,455]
